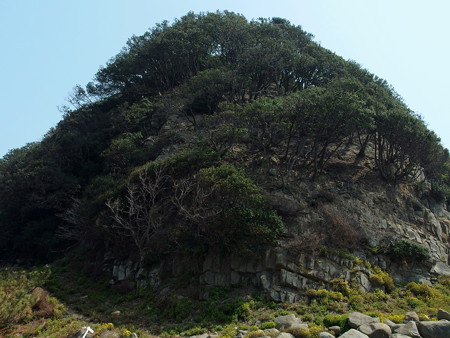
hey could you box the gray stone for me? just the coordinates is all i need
[189,334,209,338]
[319,332,335,338]
[117,265,126,281]
[130,334,138,338]
[99,331,120,338]
[348,312,380,329]
[338,329,369,337]
[268,193,300,215]
[437,308,450,321]
[277,333,295,338]
[355,272,372,292]
[328,326,341,335]
[290,323,309,329]
[431,262,450,276]
[418,320,450,338]
[390,334,413,338]
[274,314,303,330]
[382,319,396,328]
[393,321,421,338]
[358,323,391,338]
[404,311,420,322]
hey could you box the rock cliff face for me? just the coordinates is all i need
[107,160,450,301]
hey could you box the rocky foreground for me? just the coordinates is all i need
[73,310,450,338]
[225,310,450,338]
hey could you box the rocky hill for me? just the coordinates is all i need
[1,11,450,338]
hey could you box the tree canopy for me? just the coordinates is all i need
[0,11,448,263]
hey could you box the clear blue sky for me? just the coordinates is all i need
[1,0,449,157]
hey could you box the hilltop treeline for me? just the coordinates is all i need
[0,11,448,263]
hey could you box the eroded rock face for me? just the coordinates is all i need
[105,175,450,303]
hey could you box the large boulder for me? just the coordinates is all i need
[274,314,304,330]
[348,312,380,329]
[418,320,450,338]
[338,329,369,337]
[393,321,421,338]
[358,323,391,338]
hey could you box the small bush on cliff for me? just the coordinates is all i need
[369,267,395,292]
[382,239,430,262]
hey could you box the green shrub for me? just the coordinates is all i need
[260,321,277,329]
[181,326,207,336]
[330,279,352,297]
[382,240,430,262]
[306,289,345,302]
[286,324,324,338]
[323,313,349,330]
[369,267,395,292]
[285,327,310,338]
[406,282,438,300]
[160,295,193,321]
[384,314,405,323]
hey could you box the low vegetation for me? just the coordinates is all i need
[2,262,450,337]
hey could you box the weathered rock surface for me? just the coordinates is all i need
[357,322,391,338]
[382,319,396,328]
[418,320,450,338]
[393,321,421,338]
[328,325,341,335]
[319,332,335,338]
[404,311,420,323]
[99,331,120,338]
[103,166,450,303]
[348,312,380,329]
[338,329,369,337]
[437,308,450,321]
[274,314,304,330]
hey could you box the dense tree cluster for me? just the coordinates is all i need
[0,11,448,263]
